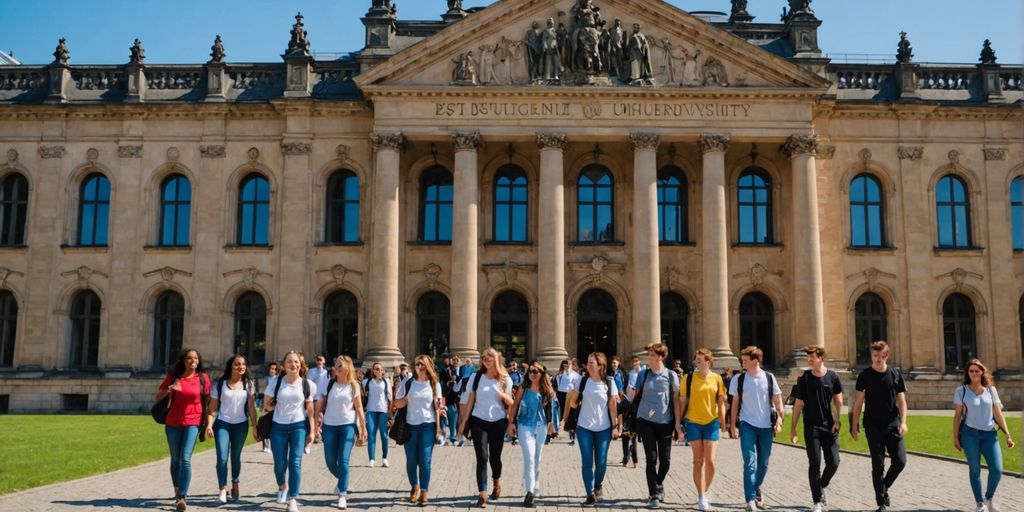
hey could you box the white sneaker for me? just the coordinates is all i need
[263,447,271,453]
[975,503,988,512]
[338,495,347,509]
[382,458,389,468]
[276,490,287,504]
[303,445,311,454]
[368,459,375,468]
[812,503,823,512]
[986,499,999,512]
[287,498,300,512]
[218,489,227,504]
[746,500,759,512]
[697,495,710,511]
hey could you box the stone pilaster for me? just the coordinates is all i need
[895,146,936,374]
[364,132,405,367]
[105,140,144,369]
[699,134,738,369]
[191,141,226,362]
[450,131,483,360]
[535,133,570,371]
[630,133,661,354]
[22,144,64,369]
[277,137,314,357]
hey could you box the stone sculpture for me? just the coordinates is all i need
[627,23,653,85]
[896,31,913,63]
[53,38,70,65]
[541,18,561,82]
[452,51,478,85]
[129,39,145,64]
[524,21,543,82]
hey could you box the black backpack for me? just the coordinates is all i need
[217,377,254,418]
[736,370,778,426]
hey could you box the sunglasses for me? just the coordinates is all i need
[415,362,425,368]
[528,369,541,375]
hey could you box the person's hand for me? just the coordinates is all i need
[953,437,961,451]
[612,425,621,440]
[205,426,214,440]
[305,432,314,446]
[898,422,908,437]
[1006,436,1015,449]
[730,426,738,439]
[561,420,568,432]
[252,426,261,442]
[507,424,517,438]
[168,381,182,392]
[850,426,859,441]
[790,433,798,444]
[674,424,683,441]
[773,419,782,435]
[832,422,841,435]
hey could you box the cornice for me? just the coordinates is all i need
[0,100,367,122]
[816,102,1024,122]
[359,85,827,102]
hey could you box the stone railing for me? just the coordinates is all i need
[226,64,285,90]
[828,61,1023,102]
[71,66,125,90]
[1002,70,1023,91]
[917,65,974,90]
[144,65,205,90]
[0,66,47,91]
[830,64,892,90]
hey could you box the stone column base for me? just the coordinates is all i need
[908,366,942,380]
[535,347,570,374]
[451,348,481,362]
[711,348,740,370]
[361,347,407,369]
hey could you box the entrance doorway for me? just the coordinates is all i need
[576,289,617,362]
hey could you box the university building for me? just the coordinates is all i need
[0,0,1021,412]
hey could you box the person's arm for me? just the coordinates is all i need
[896,391,908,436]
[675,393,685,439]
[608,388,621,440]
[772,392,784,435]
[314,395,327,435]
[305,393,316,446]
[507,387,524,438]
[247,386,260,440]
[789,399,804,444]
[991,398,1015,448]
[717,392,727,431]
[498,378,515,408]
[354,385,368,442]
[831,392,843,434]
[459,387,477,437]
[206,396,220,439]
[953,402,964,451]
[729,391,740,438]
[850,391,865,440]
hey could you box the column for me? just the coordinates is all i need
[277,138,314,358]
[105,140,144,371]
[364,132,405,367]
[22,144,64,370]
[449,131,483,360]
[896,146,936,373]
[630,133,661,354]
[699,134,739,368]
[535,133,570,370]
[783,135,826,356]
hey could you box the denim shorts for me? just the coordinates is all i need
[685,418,721,442]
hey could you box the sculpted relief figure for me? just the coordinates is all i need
[703,56,728,86]
[570,0,603,74]
[452,51,478,85]
[605,19,626,80]
[478,44,499,84]
[524,21,544,82]
[495,36,522,84]
[627,23,653,85]
[541,18,561,82]
[682,48,703,86]
[657,38,689,84]
[556,22,571,69]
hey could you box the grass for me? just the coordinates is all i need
[782,415,1022,474]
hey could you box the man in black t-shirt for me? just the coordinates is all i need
[789,345,844,512]
[850,341,908,512]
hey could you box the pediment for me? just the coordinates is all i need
[356,0,830,91]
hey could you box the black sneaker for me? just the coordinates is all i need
[875,506,887,512]
[755,488,764,509]
[820,488,828,508]
[883,493,890,507]
[583,495,597,507]
[654,484,664,501]
[594,485,603,500]
[523,492,535,508]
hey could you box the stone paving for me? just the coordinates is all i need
[2,434,1021,511]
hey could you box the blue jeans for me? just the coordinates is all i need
[165,425,199,497]
[323,424,356,494]
[366,411,389,460]
[576,426,612,496]
[739,421,775,502]
[404,423,435,491]
[446,404,460,441]
[213,420,249,487]
[518,422,548,495]
[271,420,309,499]
[960,426,1003,502]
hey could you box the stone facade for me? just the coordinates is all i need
[0,0,1022,412]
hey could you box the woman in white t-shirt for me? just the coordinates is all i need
[393,354,444,507]
[363,362,392,467]
[264,351,317,512]
[562,352,620,506]
[205,354,259,504]
[953,359,1015,512]
[315,355,367,510]
[458,347,514,507]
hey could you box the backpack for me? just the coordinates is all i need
[217,377,254,418]
[736,370,778,426]
[322,379,359,412]
[629,369,679,432]
[957,384,997,429]
[785,370,811,407]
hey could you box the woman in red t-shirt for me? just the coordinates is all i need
[157,348,211,512]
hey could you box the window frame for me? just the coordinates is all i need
[233,292,267,364]
[322,290,359,360]
[77,173,111,247]
[69,290,101,369]
[493,165,529,243]
[942,293,977,371]
[657,167,689,244]
[849,173,886,248]
[324,170,360,244]
[1011,176,1024,250]
[0,173,28,247]
[152,290,185,370]
[853,292,888,367]
[576,165,615,243]
[490,291,530,361]
[418,166,454,243]
[736,168,774,245]
[158,174,191,247]
[236,173,271,246]
[0,290,17,367]
[935,175,972,249]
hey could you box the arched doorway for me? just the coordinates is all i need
[417,292,450,360]
[660,292,688,362]
[576,289,617,361]
[942,293,976,371]
[491,291,529,362]
[739,292,774,366]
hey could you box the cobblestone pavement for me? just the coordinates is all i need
[3,434,1021,511]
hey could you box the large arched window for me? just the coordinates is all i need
[153,291,184,369]
[737,169,772,244]
[0,290,17,367]
[325,170,360,243]
[942,293,976,371]
[577,165,614,242]
[420,167,453,242]
[234,292,267,364]
[491,291,529,361]
[69,290,101,368]
[0,173,28,246]
[658,167,688,243]
[576,289,617,361]
[417,292,450,359]
[936,175,971,248]
[237,174,270,246]
[78,173,110,246]
[660,292,688,361]
[739,292,774,366]
[850,173,885,248]
[323,290,358,360]
[494,166,528,243]
[159,174,191,247]
[1011,176,1024,250]
[854,292,888,366]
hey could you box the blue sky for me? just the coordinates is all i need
[3,1,1020,65]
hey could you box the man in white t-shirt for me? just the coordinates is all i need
[728,346,783,512]
[554,359,581,445]
[307,354,330,443]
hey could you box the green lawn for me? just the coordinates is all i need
[782,415,1022,474]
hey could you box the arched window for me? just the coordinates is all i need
[153,291,184,369]
[739,292,774,366]
[576,289,617,361]
[850,173,885,248]
[942,293,976,370]
[417,292,450,359]
[323,290,358,360]
[78,173,110,246]
[854,292,888,366]
[0,173,28,246]
[0,291,17,367]
[237,174,270,246]
[420,167,453,242]
[69,290,101,368]
[325,170,359,243]
[494,166,528,242]
[577,165,614,242]
[234,292,267,364]
[660,292,688,361]
[159,174,191,247]
[1011,177,1024,250]
[658,167,688,243]
[936,175,971,248]
[491,291,529,361]
[737,169,772,244]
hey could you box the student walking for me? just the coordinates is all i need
[363,362,392,468]
[157,348,211,512]
[850,341,908,512]
[260,362,279,453]
[507,361,558,508]
[265,351,317,512]
[554,359,581,445]
[443,355,462,445]
[206,354,258,504]
[458,347,515,507]
[315,355,367,509]
[729,346,783,512]
[563,352,621,506]
[953,359,1015,512]
[789,345,844,512]
[393,354,444,507]
[630,343,681,509]
[679,348,726,511]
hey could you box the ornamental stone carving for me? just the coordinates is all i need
[316,264,362,285]
[749,263,769,288]
[818,145,836,160]
[452,131,483,151]
[86,148,99,162]
[858,148,872,163]
[247,147,260,161]
[983,147,1006,161]
[38,145,66,159]
[53,38,70,66]
[698,134,730,153]
[209,35,226,63]
[934,267,983,292]
[423,263,442,288]
[280,141,313,155]
[947,150,961,166]
[166,147,180,162]
[781,135,819,157]
[142,266,193,282]
[5,149,16,164]
[630,133,660,152]
[285,12,311,57]
[200,145,226,158]
[118,145,143,158]
[370,132,404,152]
[897,146,923,160]
[129,39,146,65]
[535,133,567,150]
[61,265,109,289]
[335,144,351,161]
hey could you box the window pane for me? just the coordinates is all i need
[867,205,882,246]
[597,205,612,240]
[255,204,269,245]
[439,184,453,202]
[439,204,452,241]
[952,179,966,202]
[578,205,594,241]
[850,177,865,201]
[954,206,969,247]
[1013,205,1024,250]
[496,183,510,202]
[425,184,437,201]
[512,204,527,241]
[579,185,594,203]
[851,205,865,246]
[344,203,359,241]
[756,205,768,243]
[596,185,612,203]
[424,204,436,240]
[866,178,881,202]
[937,205,952,246]
[177,205,190,245]
[344,176,359,201]
[512,181,527,202]
[495,204,509,241]
[95,204,109,245]
[739,206,753,242]
[162,205,175,245]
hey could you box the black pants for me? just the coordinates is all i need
[636,418,673,497]
[804,428,840,503]
[469,416,508,492]
[621,431,637,463]
[865,425,907,506]
[556,391,575,441]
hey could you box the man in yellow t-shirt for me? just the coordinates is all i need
[679,348,727,512]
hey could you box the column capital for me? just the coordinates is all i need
[630,132,660,152]
[698,134,730,154]
[452,130,484,151]
[781,134,820,158]
[535,132,567,150]
[369,132,404,151]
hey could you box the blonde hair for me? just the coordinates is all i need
[740,346,763,363]
[414,354,440,390]
[281,351,308,377]
[478,347,509,382]
[333,355,357,383]
[695,347,714,365]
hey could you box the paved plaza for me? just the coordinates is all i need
[2,435,1021,511]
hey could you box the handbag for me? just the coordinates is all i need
[197,374,209,442]
[389,407,412,445]
[151,375,176,424]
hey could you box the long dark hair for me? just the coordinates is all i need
[171,348,206,378]
[528,360,556,401]
[962,359,994,388]
[220,354,254,391]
